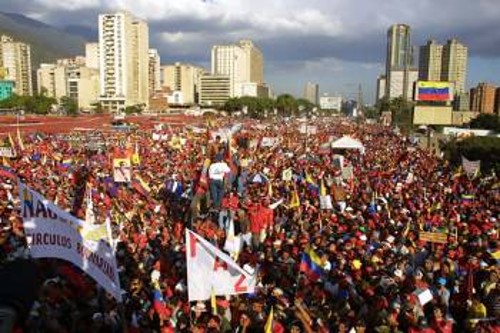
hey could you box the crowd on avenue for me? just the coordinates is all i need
[0,116,499,333]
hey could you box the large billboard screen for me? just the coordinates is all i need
[413,106,452,125]
[415,81,453,102]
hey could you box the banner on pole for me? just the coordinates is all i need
[186,229,256,301]
[19,182,122,301]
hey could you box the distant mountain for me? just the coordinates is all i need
[0,12,87,68]
[62,25,97,41]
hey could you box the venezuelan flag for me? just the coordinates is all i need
[417,81,451,101]
[299,247,324,280]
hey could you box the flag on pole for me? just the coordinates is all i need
[299,246,324,281]
[17,127,25,151]
[461,156,480,179]
[211,288,218,315]
[131,143,141,165]
[186,229,256,301]
[265,307,274,333]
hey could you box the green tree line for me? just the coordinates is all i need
[222,95,317,118]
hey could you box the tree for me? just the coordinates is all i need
[60,96,78,116]
[124,104,144,115]
[91,101,104,114]
[442,136,500,174]
[276,94,297,117]
[296,98,315,117]
[0,94,56,114]
[469,113,500,131]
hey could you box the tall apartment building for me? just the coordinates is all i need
[419,40,442,81]
[162,62,205,105]
[0,35,33,96]
[388,69,418,99]
[441,39,468,95]
[98,12,149,112]
[37,58,99,110]
[148,49,161,95]
[85,42,99,70]
[304,82,319,105]
[470,83,496,114]
[210,39,265,98]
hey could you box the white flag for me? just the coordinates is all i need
[462,156,480,178]
[186,229,256,301]
[19,182,122,301]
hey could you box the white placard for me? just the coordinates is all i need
[19,182,121,301]
[186,229,256,301]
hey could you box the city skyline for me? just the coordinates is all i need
[2,0,500,103]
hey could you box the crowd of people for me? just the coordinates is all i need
[0,116,498,333]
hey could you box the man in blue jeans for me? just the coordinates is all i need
[208,154,230,210]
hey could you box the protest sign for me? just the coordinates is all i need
[186,229,256,301]
[0,147,16,158]
[113,158,131,183]
[19,182,121,301]
[419,231,448,244]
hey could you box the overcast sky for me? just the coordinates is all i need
[3,0,500,103]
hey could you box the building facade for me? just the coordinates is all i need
[385,24,415,100]
[162,63,205,105]
[441,39,468,95]
[0,35,32,96]
[98,12,149,112]
[376,75,386,102]
[37,59,99,110]
[199,74,231,106]
[388,69,418,100]
[211,39,265,98]
[470,83,496,114]
[85,42,99,70]
[419,40,443,81]
[304,82,319,105]
[148,49,161,95]
[0,80,14,100]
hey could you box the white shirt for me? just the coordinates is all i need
[208,162,230,180]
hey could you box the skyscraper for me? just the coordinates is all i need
[0,35,32,96]
[211,39,264,98]
[470,82,496,114]
[419,40,443,81]
[385,24,414,100]
[304,82,319,105]
[441,38,468,95]
[148,49,161,95]
[98,12,149,112]
[162,62,206,105]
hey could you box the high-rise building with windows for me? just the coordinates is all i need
[304,82,319,105]
[162,62,205,105]
[98,12,149,112]
[148,49,161,95]
[470,82,496,114]
[210,39,265,98]
[385,24,415,100]
[419,40,443,81]
[0,35,32,96]
[441,38,468,95]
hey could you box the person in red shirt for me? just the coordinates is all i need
[430,306,453,333]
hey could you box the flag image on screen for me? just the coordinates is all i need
[415,81,452,102]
